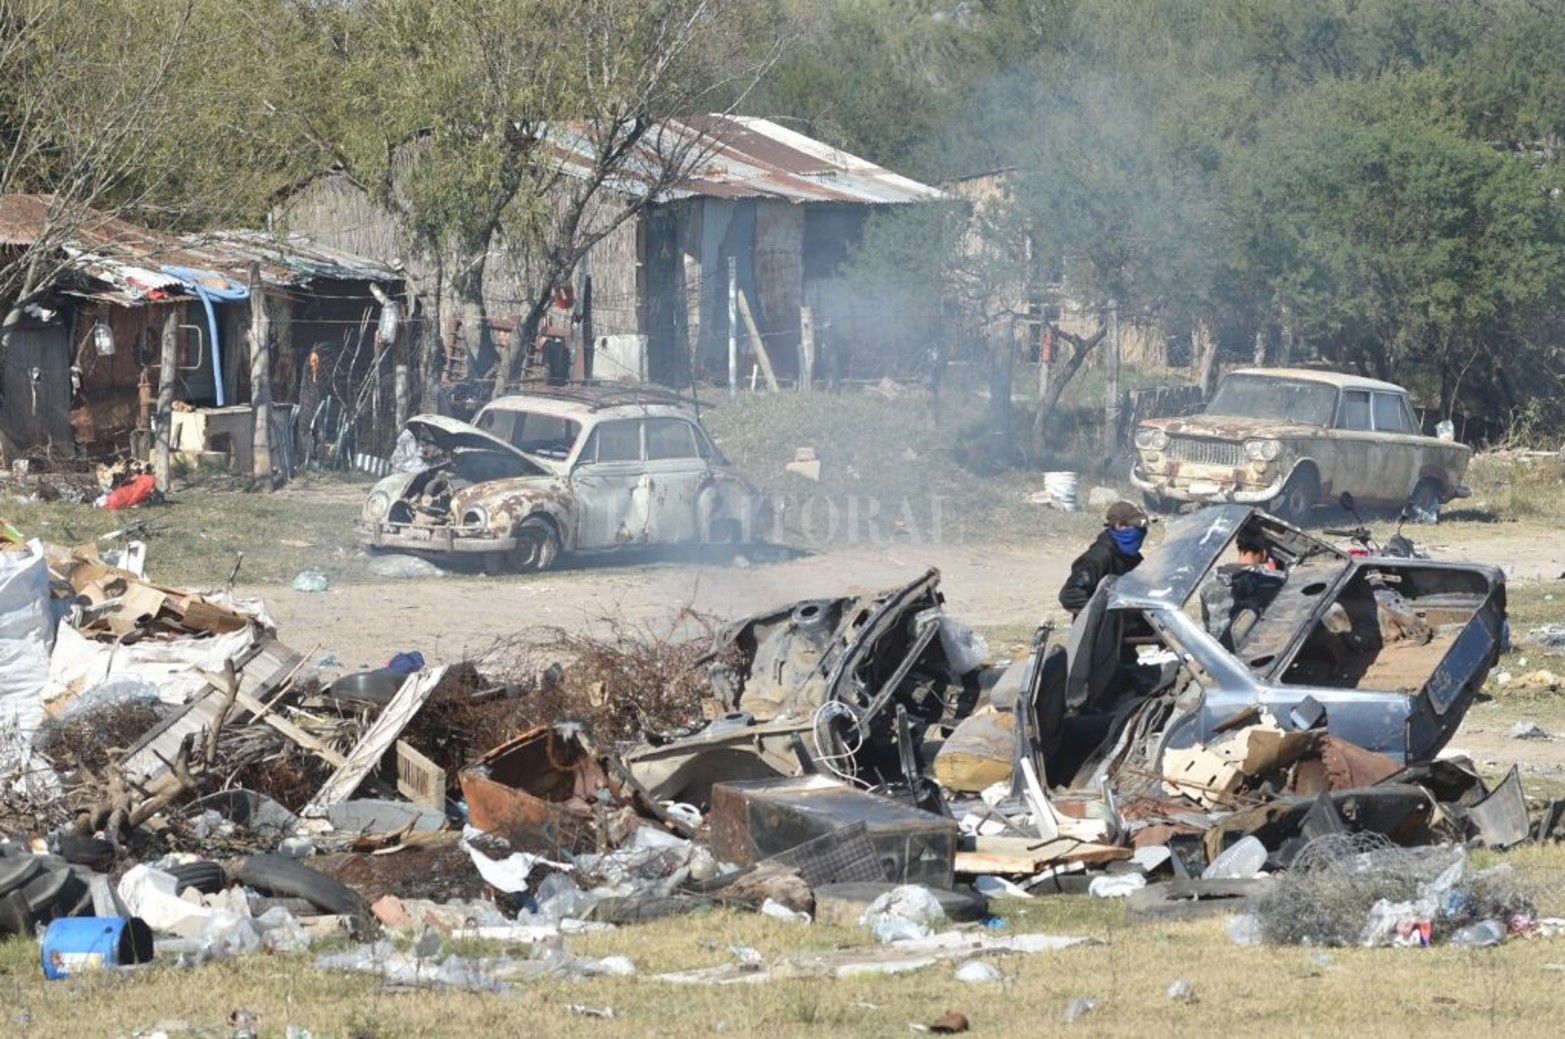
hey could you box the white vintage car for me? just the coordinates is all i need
[358,386,766,572]
[1130,368,1472,523]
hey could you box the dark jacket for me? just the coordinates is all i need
[1059,529,1143,616]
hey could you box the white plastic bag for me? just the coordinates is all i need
[0,540,53,754]
[860,884,947,943]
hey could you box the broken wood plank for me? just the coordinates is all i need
[233,689,348,768]
[735,290,780,391]
[303,667,447,816]
[955,839,1130,875]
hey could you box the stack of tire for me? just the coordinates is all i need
[0,839,103,938]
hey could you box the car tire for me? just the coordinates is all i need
[507,516,561,573]
[1270,467,1318,526]
[1142,491,1176,515]
[225,855,370,923]
[1410,477,1442,519]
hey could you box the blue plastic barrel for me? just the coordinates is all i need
[40,916,154,979]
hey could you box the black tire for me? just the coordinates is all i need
[1410,477,1442,519]
[708,518,743,544]
[507,515,561,573]
[0,890,35,937]
[54,835,115,873]
[0,855,42,897]
[166,860,227,896]
[226,855,370,922]
[1270,467,1319,526]
[1142,491,1177,515]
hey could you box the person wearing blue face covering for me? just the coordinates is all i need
[1058,500,1148,618]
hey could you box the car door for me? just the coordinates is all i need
[1369,390,1423,500]
[640,416,709,543]
[569,418,651,547]
[1331,388,1397,505]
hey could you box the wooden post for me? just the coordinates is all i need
[1104,300,1120,455]
[394,364,410,430]
[155,312,177,488]
[735,290,779,391]
[726,257,738,399]
[799,307,815,392]
[248,262,273,490]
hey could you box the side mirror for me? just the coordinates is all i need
[1338,491,1356,512]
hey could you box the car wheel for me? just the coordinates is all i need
[708,517,742,544]
[1270,467,1318,526]
[1142,491,1176,515]
[1410,477,1442,521]
[508,516,561,573]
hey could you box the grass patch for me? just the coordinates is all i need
[0,471,377,588]
[1465,452,1565,519]
[702,391,1099,546]
[9,867,1565,1038]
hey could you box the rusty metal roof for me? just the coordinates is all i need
[553,115,945,205]
[0,194,401,303]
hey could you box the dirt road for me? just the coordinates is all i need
[240,517,1561,671]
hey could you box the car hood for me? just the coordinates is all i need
[1140,414,1326,439]
[1111,505,1347,608]
[403,415,547,475]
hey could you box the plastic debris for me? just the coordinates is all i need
[1087,873,1147,898]
[290,569,330,593]
[759,898,811,924]
[954,961,1003,984]
[1062,997,1101,1024]
[860,885,947,943]
[1202,835,1267,879]
[1167,978,1197,1003]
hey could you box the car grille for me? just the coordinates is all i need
[1167,436,1246,468]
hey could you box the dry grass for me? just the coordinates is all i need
[1463,452,1565,520]
[0,469,376,587]
[8,879,1565,1038]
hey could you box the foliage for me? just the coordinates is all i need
[275,0,782,394]
[0,0,307,340]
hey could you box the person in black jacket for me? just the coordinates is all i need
[1058,500,1148,617]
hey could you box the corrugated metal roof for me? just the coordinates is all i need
[553,115,946,205]
[0,194,401,304]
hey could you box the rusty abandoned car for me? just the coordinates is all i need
[1130,368,1472,523]
[358,386,766,571]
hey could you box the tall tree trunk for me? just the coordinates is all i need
[987,331,1013,469]
[1034,323,1108,443]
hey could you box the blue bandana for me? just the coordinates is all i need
[1110,525,1146,557]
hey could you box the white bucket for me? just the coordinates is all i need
[1043,471,1081,512]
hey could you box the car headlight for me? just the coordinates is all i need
[1134,427,1169,451]
[1244,439,1281,461]
[461,505,489,530]
[364,491,391,522]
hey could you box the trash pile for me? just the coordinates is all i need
[0,502,1553,986]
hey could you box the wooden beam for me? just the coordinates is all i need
[303,667,447,815]
[735,290,779,391]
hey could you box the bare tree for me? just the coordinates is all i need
[277,0,781,403]
[0,0,313,360]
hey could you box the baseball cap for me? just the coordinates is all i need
[1105,500,1148,527]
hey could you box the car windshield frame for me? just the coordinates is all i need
[473,406,584,463]
[1205,375,1339,427]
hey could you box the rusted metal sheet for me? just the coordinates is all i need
[548,116,944,206]
[0,194,400,304]
[460,726,615,852]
